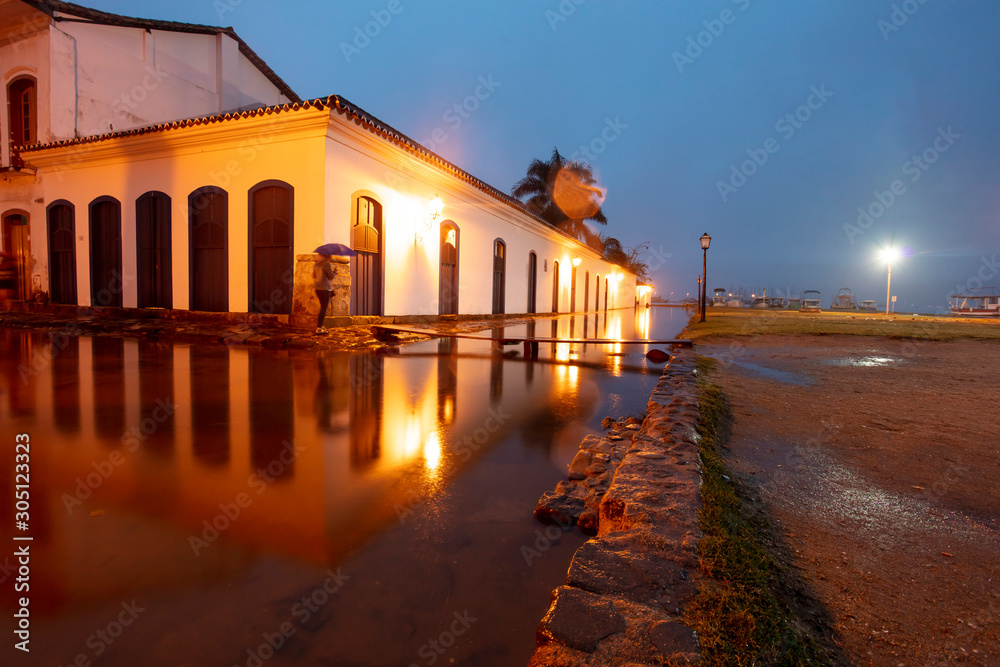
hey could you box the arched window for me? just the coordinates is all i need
[136,191,172,309]
[88,196,122,307]
[189,187,228,312]
[47,201,77,305]
[527,252,537,314]
[439,222,459,315]
[7,77,36,146]
[492,239,506,314]
[249,180,293,314]
[351,193,383,316]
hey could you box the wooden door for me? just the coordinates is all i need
[527,252,537,314]
[250,184,292,315]
[136,192,172,309]
[492,239,505,314]
[439,224,458,315]
[47,203,77,304]
[89,198,122,307]
[189,189,228,312]
[351,196,382,316]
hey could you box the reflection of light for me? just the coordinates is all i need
[404,415,423,458]
[555,342,571,362]
[554,362,579,391]
[442,395,454,424]
[636,308,650,338]
[423,430,441,473]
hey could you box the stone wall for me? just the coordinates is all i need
[290,254,351,329]
[528,349,702,666]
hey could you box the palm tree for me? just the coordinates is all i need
[511,147,608,241]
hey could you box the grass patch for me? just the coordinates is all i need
[681,308,1000,342]
[684,356,831,666]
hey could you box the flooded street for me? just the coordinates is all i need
[0,308,683,667]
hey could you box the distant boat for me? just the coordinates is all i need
[785,297,802,310]
[830,287,859,311]
[859,299,878,312]
[801,290,822,313]
[949,288,1000,317]
[711,288,728,307]
[752,297,767,308]
[767,296,785,308]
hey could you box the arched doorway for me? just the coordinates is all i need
[584,270,590,312]
[492,238,506,314]
[551,260,560,313]
[351,194,383,316]
[47,201,77,305]
[188,187,229,312]
[249,181,293,315]
[136,191,172,309]
[439,222,459,315]
[527,252,537,314]
[88,197,122,307]
[2,210,31,300]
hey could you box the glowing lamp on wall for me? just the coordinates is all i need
[415,195,445,244]
[572,257,581,267]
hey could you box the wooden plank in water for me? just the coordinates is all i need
[371,324,693,347]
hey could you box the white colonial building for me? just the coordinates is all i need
[0,0,637,325]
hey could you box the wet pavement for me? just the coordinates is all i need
[0,307,685,667]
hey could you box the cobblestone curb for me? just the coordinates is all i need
[529,349,702,666]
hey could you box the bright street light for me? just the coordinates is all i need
[880,244,900,314]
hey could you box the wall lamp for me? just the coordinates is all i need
[415,195,445,244]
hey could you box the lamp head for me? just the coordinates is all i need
[880,246,900,264]
[700,232,712,250]
[428,196,444,220]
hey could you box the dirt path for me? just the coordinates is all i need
[699,334,1000,666]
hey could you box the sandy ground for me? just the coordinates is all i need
[699,334,1000,666]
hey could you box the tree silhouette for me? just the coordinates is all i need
[511,147,608,241]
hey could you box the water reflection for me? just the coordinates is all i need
[0,307,683,664]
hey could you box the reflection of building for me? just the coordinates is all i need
[0,0,638,320]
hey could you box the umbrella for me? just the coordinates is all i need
[314,243,357,257]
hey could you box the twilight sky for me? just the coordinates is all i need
[88,0,1000,312]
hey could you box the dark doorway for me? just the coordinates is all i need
[249,181,293,315]
[492,239,506,314]
[439,223,459,315]
[189,187,228,312]
[89,197,123,307]
[47,202,77,305]
[551,260,559,313]
[584,271,590,312]
[571,265,577,312]
[527,252,537,314]
[136,191,172,309]
[351,195,383,316]
[2,211,30,300]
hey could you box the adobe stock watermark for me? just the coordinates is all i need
[408,610,478,667]
[877,0,932,41]
[420,75,502,154]
[61,399,176,514]
[843,126,959,243]
[188,440,305,556]
[717,84,834,202]
[673,0,753,73]
[235,569,350,667]
[340,0,409,63]
[567,117,628,165]
[57,600,146,667]
[546,0,588,31]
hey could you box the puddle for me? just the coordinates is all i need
[823,355,904,368]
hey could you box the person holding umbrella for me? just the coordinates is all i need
[312,243,356,333]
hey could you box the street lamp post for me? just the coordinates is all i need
[699,232,711,322]
[880,245,900,315]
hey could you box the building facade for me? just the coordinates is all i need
[1,0,638,323]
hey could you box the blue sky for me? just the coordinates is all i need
[89,0,1000,311]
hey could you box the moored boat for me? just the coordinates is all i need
[859,300,878,312]
[949,289,1000,317]
[801,290,822,313]
[711,288,728,306]
[830,287,859,310]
